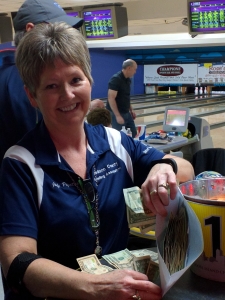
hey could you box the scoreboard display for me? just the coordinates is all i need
[83,9,114,38]
[82,6,128,40]
[188,0,225,34]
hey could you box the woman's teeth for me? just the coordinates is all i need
[60,104,77,112]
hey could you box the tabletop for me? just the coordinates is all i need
[163,266,225,300]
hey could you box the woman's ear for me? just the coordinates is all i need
[24,86,38,108]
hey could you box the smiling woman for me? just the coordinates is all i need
[0,21,194,300]
[25,59,92,136]
[16,22,93,95]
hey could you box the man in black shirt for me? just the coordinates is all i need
[106,59,137,137]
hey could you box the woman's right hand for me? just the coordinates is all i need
[88,269,162,300]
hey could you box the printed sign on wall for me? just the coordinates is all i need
[144,64,198,85]
[198,63,225,85]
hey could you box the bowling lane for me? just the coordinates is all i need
[134,101,225,126]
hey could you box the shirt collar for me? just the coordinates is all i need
[26,121,110,168]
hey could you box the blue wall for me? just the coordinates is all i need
[89,48,145,99]
[90,49,125,99]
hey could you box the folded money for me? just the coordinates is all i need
[77,254,113,274]
[77,248,159,282]
[123,186,156,230]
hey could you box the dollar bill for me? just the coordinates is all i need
[130,249,159,264]
[123,186,154,216]
[126,206,156,227]
[123,186,156,228]
[77,254,113,274]
[77,248,159,281]
[146,260,160,282]
[133,256,151,274]
[102,249,135,270]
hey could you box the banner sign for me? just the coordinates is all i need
[198,63,225,85]
[144,64,198,85]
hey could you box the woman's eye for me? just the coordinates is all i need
[46,84,57,89]
[71,78,81,84]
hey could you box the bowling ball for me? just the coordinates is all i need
[195,171,224,180]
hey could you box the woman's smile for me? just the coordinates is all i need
[59,103,79,112]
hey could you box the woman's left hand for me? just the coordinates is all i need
[141,162,178,216]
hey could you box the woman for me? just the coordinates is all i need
[0,22,194,300]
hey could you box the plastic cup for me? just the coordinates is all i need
[135,125,146,140]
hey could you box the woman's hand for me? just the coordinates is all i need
[141,162,177,217]
[90,269,162,300]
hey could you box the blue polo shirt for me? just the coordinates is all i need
[0,121,164,298]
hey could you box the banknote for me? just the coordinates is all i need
[77,254,113,274]
[77,248,160,281]
[146,260,160,282]
[133,255,151,274]
[102,249,135,270]
[123,186,154,216]
[123,186,156,229]
[123,186,155,216]
[130,249,159,264]
[126,206,156,227]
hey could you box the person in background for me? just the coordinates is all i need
[0,22,194,300]
[106,59,138,138]
[0,0,83,165]
[87,107,112,127]
[89,98,105,110]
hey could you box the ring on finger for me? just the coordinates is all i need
[150,189,157,196]
[158,182,169,190]
[132,290,141,300]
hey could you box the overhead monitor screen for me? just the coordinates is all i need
[83,9,114,38]
[188,0,225,34]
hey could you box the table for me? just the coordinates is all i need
[143,134,199,154]
[163,267,225,299]
[144,136,188,152]
[144,246,225,299]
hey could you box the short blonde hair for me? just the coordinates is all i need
[16,22,93,95]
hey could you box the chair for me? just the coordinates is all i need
[192,148,225,176]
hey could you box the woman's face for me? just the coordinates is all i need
[26,58,91,131]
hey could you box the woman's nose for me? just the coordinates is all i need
[61,84,75,100]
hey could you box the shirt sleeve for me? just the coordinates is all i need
[120,134,165,187]
[108,75,121,91]
[0,154,39,238]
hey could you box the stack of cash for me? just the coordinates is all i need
[77,248,159,282]
[77,254,114,275]
[123,186,156,233]
[162,203,188,275]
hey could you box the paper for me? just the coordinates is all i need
[156,188,204,296]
